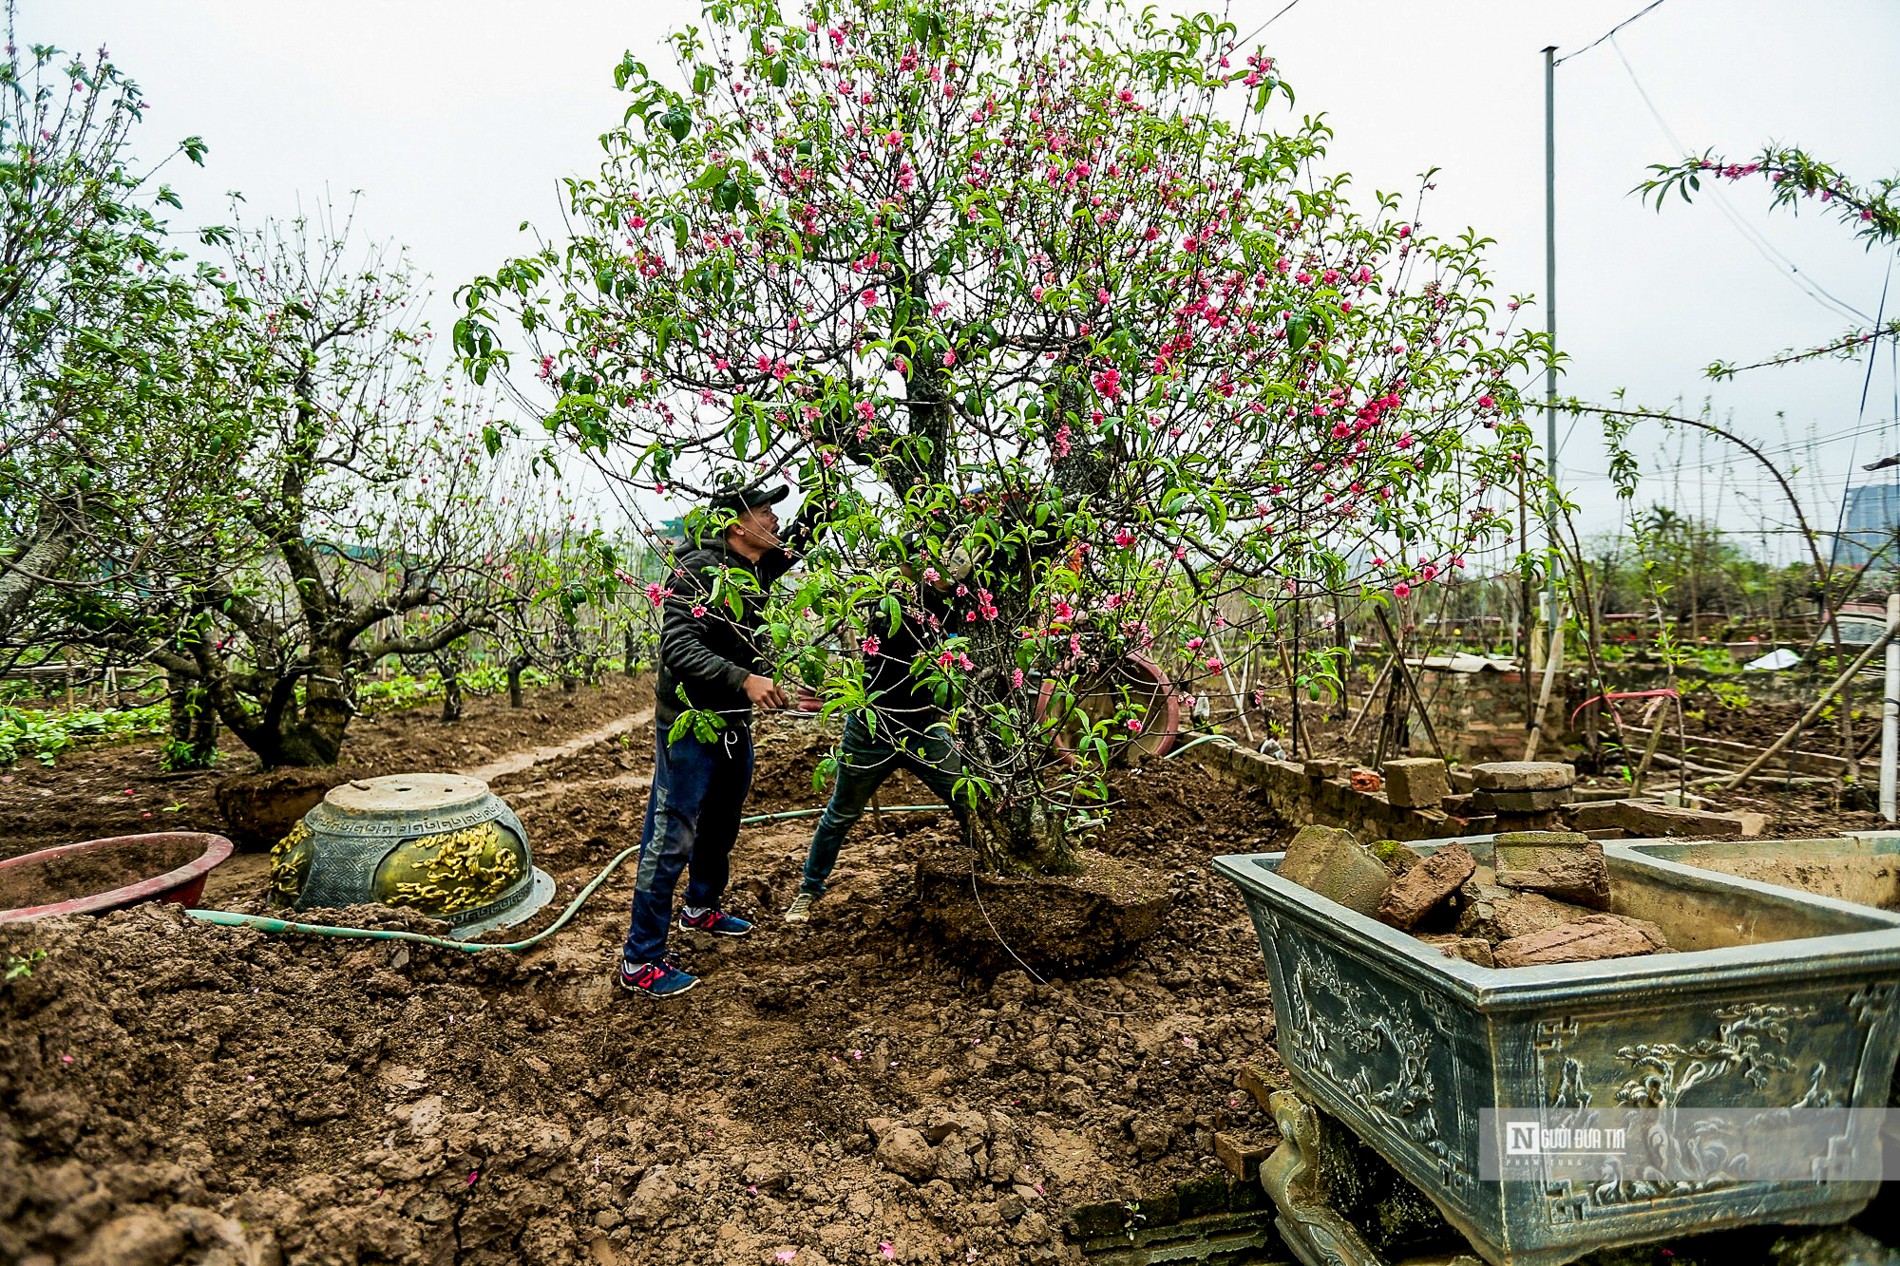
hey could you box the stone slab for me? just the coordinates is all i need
[1475,788,1574,813]
[1416,933,1496,968]
[1493,833,1611,910]
[1236,1062,1277,1113]
[1493,914,1669,967]
[1469,761,1576,792]
[1453,881,1599,943]
[1560,800,1633,831]
[1378,843,1477,930]
[1213,1131,1274,1181]
[1277,824,1391,917]
[1368,839,1426,875]
[1616,800,1765,838]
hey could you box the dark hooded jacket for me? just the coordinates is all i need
[654,501,821,733]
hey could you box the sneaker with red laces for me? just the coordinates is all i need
[618,957,698,998]
[677,907,753,937]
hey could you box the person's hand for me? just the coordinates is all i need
[743,674,789,709]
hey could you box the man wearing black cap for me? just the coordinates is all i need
[618,480,819,998]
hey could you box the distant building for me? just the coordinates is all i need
[1831,483,1900,568]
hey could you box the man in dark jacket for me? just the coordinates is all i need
[783,534,970,923]
[618,482,819,998]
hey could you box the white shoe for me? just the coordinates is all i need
[783,892,816,923]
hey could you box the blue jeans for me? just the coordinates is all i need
[621,727,754,965]
[799,714,965,897]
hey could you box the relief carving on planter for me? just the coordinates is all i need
[1282,940,1468,1188]
[1533,997,1874,1218]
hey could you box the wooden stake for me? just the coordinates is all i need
[1343,657,1393,743]
[1375,608,1446,764]
[1522,616,1566,762]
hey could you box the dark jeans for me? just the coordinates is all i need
[799,713,965,897]
[621,726,754,965]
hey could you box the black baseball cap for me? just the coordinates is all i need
[708,483,789,515]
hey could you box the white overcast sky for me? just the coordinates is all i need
[26,0,1900,561]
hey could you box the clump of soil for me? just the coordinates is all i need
[912,847,1172,975]
[0,698,1294,1265]
[214,767,356,852]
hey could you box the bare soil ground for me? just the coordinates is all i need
[0,680,1291,1266]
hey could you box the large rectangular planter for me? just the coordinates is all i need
[1214,841,1900,1266]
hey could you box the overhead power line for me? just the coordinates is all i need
[1607,37,1872,326]
[1555,0,1672,66]
[1231,0,1308,51]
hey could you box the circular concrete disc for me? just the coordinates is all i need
[323,772,491,815]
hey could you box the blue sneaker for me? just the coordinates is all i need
[677,907,753,937]
[618,957,698,998]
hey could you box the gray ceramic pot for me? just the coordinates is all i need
[271,773,552,933]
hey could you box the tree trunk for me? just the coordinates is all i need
[968,794,1079,877]
[507,654,530,708]
[0,502,79,641]
[265,650,353,768]
[161,671,219,771]
[623,626,637,677]
[436,645,465,723]
[557,619,579,694]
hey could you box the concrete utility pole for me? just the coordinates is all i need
[1543,45,1560,631]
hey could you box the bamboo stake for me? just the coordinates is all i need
[1629,702,1669,790]
[1344,657,1394,743]
[1522,614,1566,762]
[1374,607,1446,764]
[1207,626,1256,744]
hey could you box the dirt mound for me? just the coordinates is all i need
[215,766,363,852]
[0,706,1293,1266]
[912,847,1173,976]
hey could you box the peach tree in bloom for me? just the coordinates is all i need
[458,0,1544,872]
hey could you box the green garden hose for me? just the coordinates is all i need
[1161,731,1244,759]
[183,804,951,952]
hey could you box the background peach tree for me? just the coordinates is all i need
[457,0,1544,872]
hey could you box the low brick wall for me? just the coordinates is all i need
[1409,664,1573,763]
[1192,744,1459,843]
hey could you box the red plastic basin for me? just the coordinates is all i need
[0,832,234,923]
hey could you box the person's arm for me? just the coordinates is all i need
[658,559,752,693]
[659,556,787,708]
[760,485,838,584]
